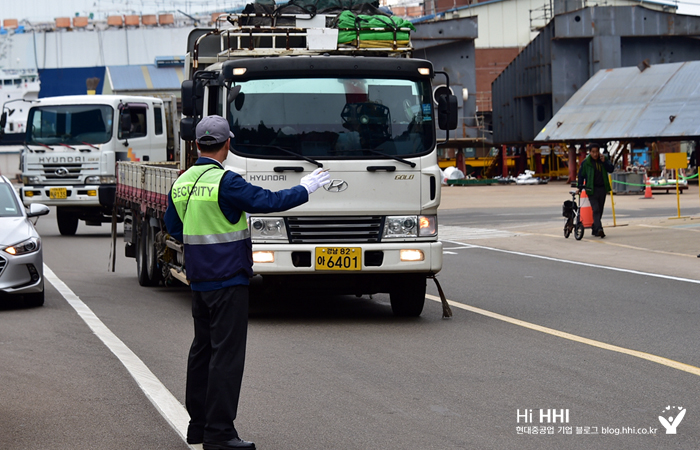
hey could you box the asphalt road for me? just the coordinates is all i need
[1,207,699,450]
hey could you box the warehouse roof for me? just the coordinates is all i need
[535,60,700,143]
[106,64,184,92]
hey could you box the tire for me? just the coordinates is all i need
[137,219,161,286]
[145,221,162,284]
[390,275,426,317]
[24,290,44,307]
[574,222,584,241]
[57,207,79,236]
[564,219,572,239]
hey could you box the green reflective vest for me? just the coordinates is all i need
[171,164,252,281]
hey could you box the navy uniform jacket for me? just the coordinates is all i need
[164,156,308,291]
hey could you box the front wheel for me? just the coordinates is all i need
[57,207,79,236]
[574,222,584,240]
[390,275,426,317]
[564,219,573,238]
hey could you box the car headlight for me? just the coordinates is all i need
[249,217,287,240]
[2,237,41,255]
[85,175,117,184]
[383,215,437,238]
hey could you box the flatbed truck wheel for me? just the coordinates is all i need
[57,207,79,236]
[390,275,426,317]
[137,219,161,286]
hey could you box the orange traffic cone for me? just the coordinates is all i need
[643,176,653,199]
[580,189,594,228]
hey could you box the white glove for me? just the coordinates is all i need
[300,168,331,194]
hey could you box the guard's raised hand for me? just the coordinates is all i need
[300,168,331,194]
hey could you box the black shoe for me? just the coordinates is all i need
[203,437,256,449]
[597,229,605,238]
[187,436,203,445]
[186,427,203,444]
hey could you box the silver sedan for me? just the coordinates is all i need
[0,175,49,307]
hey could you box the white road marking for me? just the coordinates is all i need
[441,240,700,284]
[43,265,195,448]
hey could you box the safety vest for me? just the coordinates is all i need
[171,164,253,282]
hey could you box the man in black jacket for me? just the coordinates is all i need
[576,143,614,238]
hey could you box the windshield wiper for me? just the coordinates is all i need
[25,142,53,152]
[237,144,323,168]
[343,148,416,168]
[59,143,77,150]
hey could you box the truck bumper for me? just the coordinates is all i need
[21,185,116,208]
[251,241,443,275]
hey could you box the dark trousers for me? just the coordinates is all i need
[589,189,607,234]
[186,285,249,442]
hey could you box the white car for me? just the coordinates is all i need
[0,175,49,306]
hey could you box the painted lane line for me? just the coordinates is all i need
[441,240,700,284]
[425,294,700,377]
[43,265,194,448]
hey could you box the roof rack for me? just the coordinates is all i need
[191,12,413,69]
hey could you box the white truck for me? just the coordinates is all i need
[114,10,458,316]
[18,95,177,235]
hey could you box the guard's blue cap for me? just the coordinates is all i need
[196,115,234,145]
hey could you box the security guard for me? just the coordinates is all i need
[164,115,330,449]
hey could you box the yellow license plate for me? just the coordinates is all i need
[49,187,67,199]
[315,247,361,271]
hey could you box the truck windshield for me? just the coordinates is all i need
[227,77,434,160]
[27,104,114,145]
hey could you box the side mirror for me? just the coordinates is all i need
[227,85,242,105]
[180,117,197,141]
[120,111,132,137]
[437,94,458,130]
[27,203,50,218]
[181,80,195,117]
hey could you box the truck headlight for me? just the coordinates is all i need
[2,237,41,255]
[85,175,117,185]
[249,217,287,240]
[418,215,437,236]
[22,176,41,185]
[383,215,437,238]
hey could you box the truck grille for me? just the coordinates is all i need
[286,216,384,243]
[42,163,83,181]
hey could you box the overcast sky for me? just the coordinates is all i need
[1,0,699,22]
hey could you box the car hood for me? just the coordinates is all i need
[0,217,35,247]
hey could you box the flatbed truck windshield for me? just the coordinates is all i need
[227,77,435,160]
[27,105,113,146]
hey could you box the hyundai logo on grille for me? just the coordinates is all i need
[324,179,348,192]
[55,167,70,177]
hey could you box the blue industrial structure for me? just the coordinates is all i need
[492,6,700,145]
